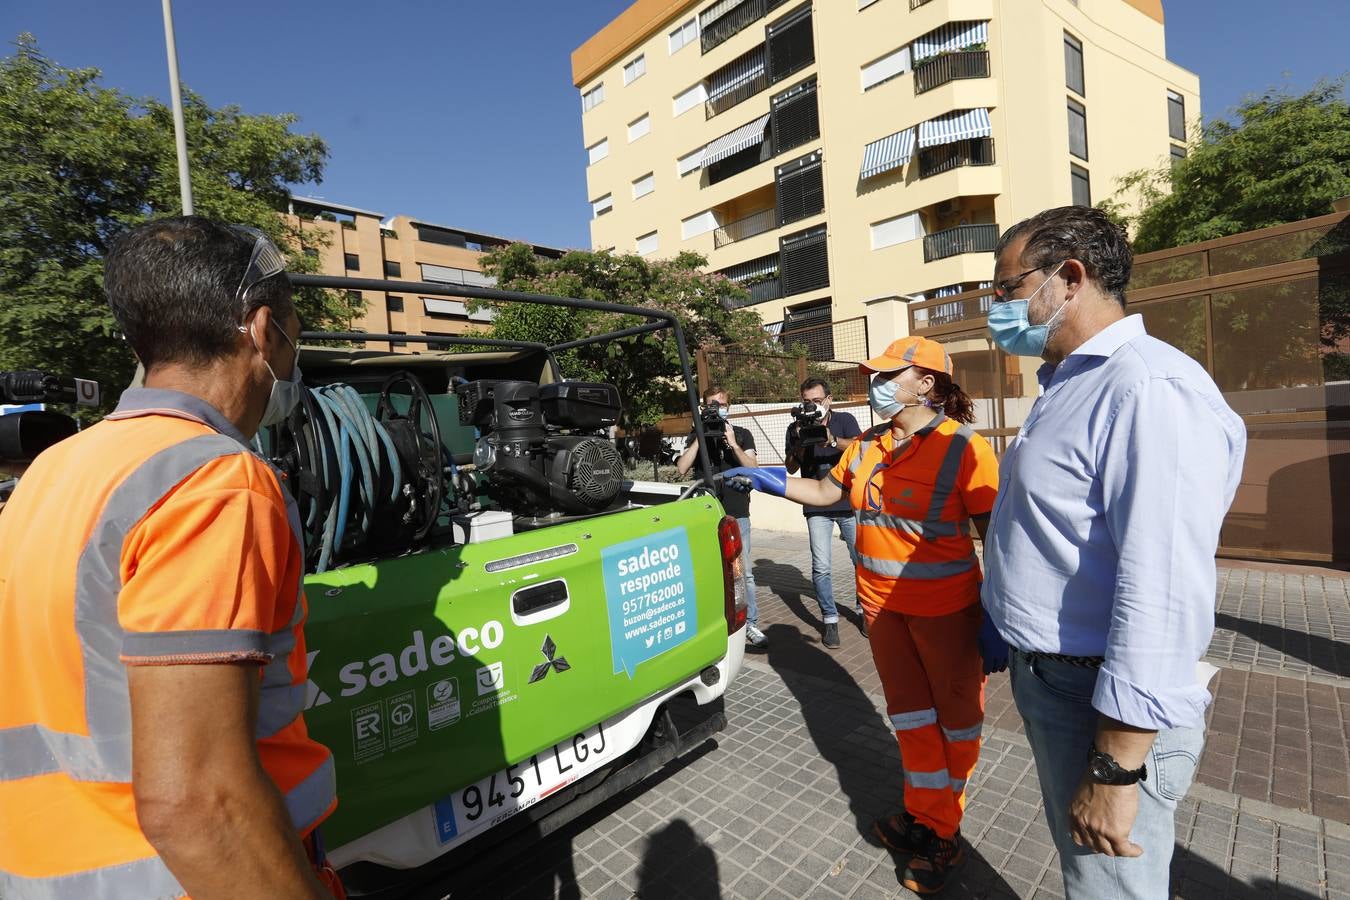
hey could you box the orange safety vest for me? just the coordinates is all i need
[829,413,999,615]
[0,389,335,898]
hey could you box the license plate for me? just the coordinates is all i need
[449,721,614,838]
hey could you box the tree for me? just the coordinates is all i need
[0,35,359,411]
[1101,79,1350,252]
[478,244,776,429]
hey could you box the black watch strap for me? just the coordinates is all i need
[1087,744,1147,785]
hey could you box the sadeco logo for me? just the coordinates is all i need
[305,620,505,707]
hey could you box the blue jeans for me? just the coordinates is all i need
[1010,650,1205,900]
[805,513,857,624]
[736,517,759,627]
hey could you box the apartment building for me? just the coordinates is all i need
[571,0,1200,354]
[284,197,567,351]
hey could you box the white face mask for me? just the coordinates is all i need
[248,318,304,427]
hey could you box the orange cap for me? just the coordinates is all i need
[860,336,953,375]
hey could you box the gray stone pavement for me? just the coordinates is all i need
[455,530,1350,899]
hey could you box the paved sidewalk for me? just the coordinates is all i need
[455,530,1350,899]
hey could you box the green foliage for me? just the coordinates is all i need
[478,244,771,429]
[0,35,356,411]
[1103,79,1350,252]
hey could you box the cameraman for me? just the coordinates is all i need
[785,378,862,649]
[676,385,766,648]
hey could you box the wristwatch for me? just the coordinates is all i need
[1086,744,1147,785]
[829,437,838,448]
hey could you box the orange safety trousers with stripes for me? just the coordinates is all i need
[862,598,985,840]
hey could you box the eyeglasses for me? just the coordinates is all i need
[993,261,1065,302]
[229,225,288,307]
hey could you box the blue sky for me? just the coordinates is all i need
[2,0,1345,250]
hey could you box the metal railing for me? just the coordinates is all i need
[923,223,999,262]
[706,70,769,118]
[913,50,990,94]
[918,137,996,178]
[702,0,765,53]
[727,276,783,307]
[714,208,778,248]
[909,0,935,8]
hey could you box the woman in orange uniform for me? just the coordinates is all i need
[724,336,1001,894]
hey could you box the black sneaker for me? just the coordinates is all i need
[901,831,966,894]
[872,812,931,855]
[859,614,869,638]
[823,622,841,649]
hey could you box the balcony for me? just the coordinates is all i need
[924,224,999,262]
[742,276,784,305]
[918,137,995,179]
[706,69,768,119]
[913,50,990,95]
[702,0,787,53]
[715,207,777,248]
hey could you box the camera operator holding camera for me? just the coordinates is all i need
[785,378,862,649]
[676,385,765,648]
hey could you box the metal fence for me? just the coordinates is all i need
[907,211,1350,564]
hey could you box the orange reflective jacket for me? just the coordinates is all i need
[0,389,334,898]
[830,413,998,615]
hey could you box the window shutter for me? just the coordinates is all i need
[775,151,823,227]
[779,225,829,296]
[770,77,819,156]
[766,5,814,84]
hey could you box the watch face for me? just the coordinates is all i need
[1090,758,1115,782]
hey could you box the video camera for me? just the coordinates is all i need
[699,402,728,443]
[791,400,828,449]
[0,371,100,464]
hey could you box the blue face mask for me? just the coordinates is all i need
[987,262,1068,357]
[868,372,929,420]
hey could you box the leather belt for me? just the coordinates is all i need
[1014,648,1105,668]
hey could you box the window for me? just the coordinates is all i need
[632,173,655,199]
[673,82,708,117]
[627,113,651,143]
[1170,144,1188,162]
[636,231,659,256]
[1168,90,1186,141]
[1064,33,1084,95]
[775,151,824,227]
[771,77,820,156]
[766,5,815,84]
[390,331,407,349]
[415,225,467,247]
[682,211,718,240]
[587,138,609,165]
[581,83,605,113]
[591,194,613,218]
[344,253,360,271]
[861,46,910,91]
[1071,164,1091,207]
[870,211,925,250]
[387,295,404,313]
[623,54,646,85]
[677,148,703,177]
[1067,99,1088,160]
[779,225,829,296]
[668,17,698,54]
[383,260,401,278]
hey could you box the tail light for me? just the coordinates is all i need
[718,516,747,635]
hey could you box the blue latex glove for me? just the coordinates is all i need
[977,606,1009,675]
[722,466,787,497]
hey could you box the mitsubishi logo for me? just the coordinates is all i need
[528,634,571,684]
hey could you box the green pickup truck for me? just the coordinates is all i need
[272,274,746,895]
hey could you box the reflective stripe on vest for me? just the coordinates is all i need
[857,553,978,580]
[857,510,968,539]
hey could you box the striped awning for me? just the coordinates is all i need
[918,108,992,148]
[913,21,989,62]
[860,127,916,179]
[700,0,741,28]
[701,113,771,166]
[709,47,766,99]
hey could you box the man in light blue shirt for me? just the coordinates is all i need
[981,207,1246,899]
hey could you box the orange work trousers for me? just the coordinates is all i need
[863,598,985,840]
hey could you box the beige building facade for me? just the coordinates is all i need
[572,0,1199,354]
[284,197,566,351]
